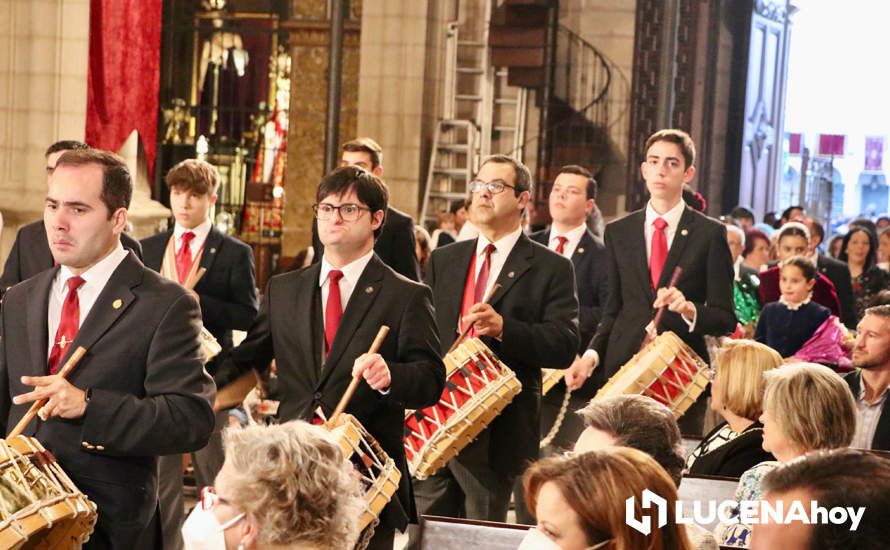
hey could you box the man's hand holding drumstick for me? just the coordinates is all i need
[14,374,87,421]
[352,353,391,392]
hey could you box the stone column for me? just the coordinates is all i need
[282,0,361,258]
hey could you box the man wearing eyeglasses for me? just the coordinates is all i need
[217,165,445,550]
[413,154,579,523]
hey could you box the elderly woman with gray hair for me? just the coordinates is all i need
[181,420,365,550]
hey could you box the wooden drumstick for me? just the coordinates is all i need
[652,266,684,331]
[329,326,390,424]
[448,282,502,354]
[185,267,207,291]
[9,346,87,438]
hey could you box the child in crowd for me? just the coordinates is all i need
[755,256,830,358]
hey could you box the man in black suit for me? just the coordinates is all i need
[529,165,609,448]
[575,129,736,435]
[1,141,142,294]
[845,305,890,451]
[806,216,857,329]
[217,166,444,550]
[140,159,258,550]
[311,137,421,281]
[414,155,579,522]
[0,149,215,549]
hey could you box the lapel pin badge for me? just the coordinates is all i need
[210,248,217,254]
[680,229,688,236]
[507,271,515,278]
[365,286,374,294]
[112,299,122,309]
[577,247,585,254]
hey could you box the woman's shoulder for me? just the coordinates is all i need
[735,461,780,501]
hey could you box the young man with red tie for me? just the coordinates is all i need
[0,149,215,548]
[140,159,258,550]
[414,155,579,523]
[574,129,736,435]
[215,166,444,550]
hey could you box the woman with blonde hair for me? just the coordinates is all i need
[522,447,693,550]
[686,340,781,477]
[716,362,857,547]
[181,420,365,550]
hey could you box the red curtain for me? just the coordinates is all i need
[85,0,162,180]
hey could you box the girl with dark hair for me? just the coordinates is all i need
[839,225,890,322]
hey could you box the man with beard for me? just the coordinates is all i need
[845,305,890,450]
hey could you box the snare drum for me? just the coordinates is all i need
[404,338,522,480]
[0,436,96,549]
[541,368,564,396]
[594,331,708,416]
[324,414,401,532]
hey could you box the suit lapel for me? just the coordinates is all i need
[571,229,593,269]
[625,211,654,301]
[293,263,323,383]
[65,253,141,364]
[489,235,533,309]
[319,256,386,387]
[198,227,223,276]
[658,207,695,288]
[438,240,476,339]
[25,269,56,376]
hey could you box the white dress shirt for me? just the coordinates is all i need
[644,199,686,262]
[548,223,587,258]
[47,243,129,357]
[174,218,212,257]
[473,226,524,301]
[319,249,375,328]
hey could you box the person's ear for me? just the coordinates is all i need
[683,165,696,183]
[238,517,259,549]
[210,193,218,206]
[373,166,383,178]
[371,209,385,231]
[111,207,127,233]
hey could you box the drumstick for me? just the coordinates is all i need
[652,266,684,331]
[329,326,390,424]
[448,283,502,354]
[9,346,87,438]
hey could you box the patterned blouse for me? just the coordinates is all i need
[713,461,780,548]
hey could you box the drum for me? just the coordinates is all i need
[404,338,522,480]
[593,331,708,416]
[0,436,96,549]
[541,368,564,396]
[324,413,401,532]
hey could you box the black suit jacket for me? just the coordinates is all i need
[844,371,890,451]
[425,235,579,476]
[589,206,736,376]
[530,227,609,398]
[687,422,775,479]
[140,227,259,378]
[1,220,142,293]
[817,254,857,329]
[312,206,421,281]
[220,255,445,531]
[0,253,216,549]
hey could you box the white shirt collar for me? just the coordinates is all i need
[55,242,128,298]
[174,219,212,244]
[319,248,375,288]
[645,199,686,229]
[550,223,587,245]
[476,226,523,258]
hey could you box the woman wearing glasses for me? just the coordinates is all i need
[521,447,693,550]
[685,340,780,478]
[181,421,364,550]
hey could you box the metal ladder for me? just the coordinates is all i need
[419,1,527,229]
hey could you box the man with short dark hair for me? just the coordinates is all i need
[753,449,890,550]
[530,164,609,447]
[141,159,258,550]
[805,216,857,329]
[575,129,736,435]
[779,204,805,226]
[730,206,755,230]
[311,137,421,280]
[845,305,890,450]
[0,149,215,548]
[1,141,142,293]
[414,154,579,522]
[218,165,445,549]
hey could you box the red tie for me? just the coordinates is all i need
[473,244,497,303]
[554,236,568,256]
[324,270,344,355]
[650,217,668,289]
[459,243,497,336]
[176,231,195,285]
[48,276,85,374]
